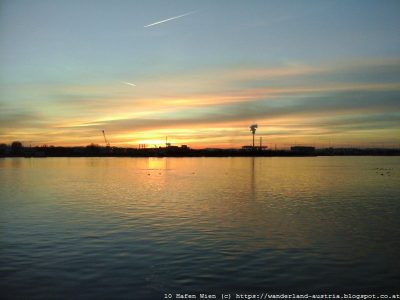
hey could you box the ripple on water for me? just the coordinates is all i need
[1,157,400,298]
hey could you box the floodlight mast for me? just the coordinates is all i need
[250,124,258,149]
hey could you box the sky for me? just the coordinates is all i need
[0,0,399,149]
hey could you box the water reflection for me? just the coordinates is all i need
[147,157,168,170]
[1,157,400,297]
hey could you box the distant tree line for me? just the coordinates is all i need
[0,141,399,157]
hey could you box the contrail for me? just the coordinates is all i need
[144,11,196,28]
[122,81,136,87]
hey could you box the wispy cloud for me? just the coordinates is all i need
[2,58,399,147]
[70,89,399,129]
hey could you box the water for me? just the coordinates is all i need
[1,157,399,299]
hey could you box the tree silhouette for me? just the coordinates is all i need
[11,141,23,154]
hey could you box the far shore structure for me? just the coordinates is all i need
[1,124,399,157]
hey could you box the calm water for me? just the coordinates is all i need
[1,157,400,299]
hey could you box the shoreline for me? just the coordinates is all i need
[2,145,400,158]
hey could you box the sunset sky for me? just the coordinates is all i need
[1,0,399,148]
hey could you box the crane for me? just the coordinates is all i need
[102,130,110,147]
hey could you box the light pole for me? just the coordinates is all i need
[250,124,258,149]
